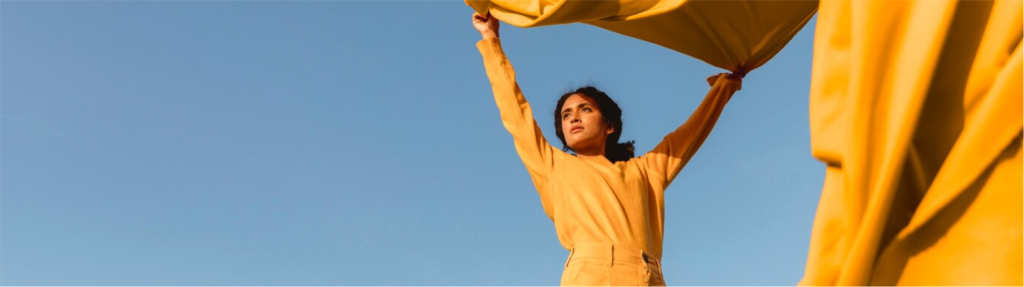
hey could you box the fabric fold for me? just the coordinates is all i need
[465,0,817,74]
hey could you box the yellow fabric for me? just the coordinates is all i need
[801,0,1023,285]
[466,0,818,74]
[562,242,666,286]
[477,37,739,285]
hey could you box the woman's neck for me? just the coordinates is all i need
[573,142,606,159]
[575,148,607,161]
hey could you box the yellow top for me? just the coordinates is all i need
[477,37,740,259]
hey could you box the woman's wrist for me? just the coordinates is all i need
[481,31,499,40]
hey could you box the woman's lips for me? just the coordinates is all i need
[570,126,584,133]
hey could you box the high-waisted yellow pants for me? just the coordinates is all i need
[560,243,666,286]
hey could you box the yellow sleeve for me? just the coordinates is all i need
[477,37,559,220]
[638,74,740,188]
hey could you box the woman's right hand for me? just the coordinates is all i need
[472,12,500,39]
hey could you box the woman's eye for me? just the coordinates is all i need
[562,113,570,119]
[583,107,592,112]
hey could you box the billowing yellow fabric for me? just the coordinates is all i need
[800,0,1023,285]
[466,0,818,74]
[477,37,739,285]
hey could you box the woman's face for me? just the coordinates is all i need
[560,93,613,154]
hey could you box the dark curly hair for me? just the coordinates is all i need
[554,86,635,162]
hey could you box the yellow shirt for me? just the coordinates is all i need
[477,38,739,260]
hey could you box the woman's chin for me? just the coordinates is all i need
[567,142,595,153]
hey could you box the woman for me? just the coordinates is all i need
[472,12,739,286]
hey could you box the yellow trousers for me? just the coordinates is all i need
[560,243,666,286]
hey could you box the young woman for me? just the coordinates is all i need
[472,12,739,286]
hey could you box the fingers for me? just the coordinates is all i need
[472,11,498,38]
[472,12,491,22]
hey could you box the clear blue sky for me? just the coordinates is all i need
[1,2,823,285]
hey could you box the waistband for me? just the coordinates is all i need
[564,242,660,268]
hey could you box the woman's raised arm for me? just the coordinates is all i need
[474,13,559,219]
[638,74,742,188]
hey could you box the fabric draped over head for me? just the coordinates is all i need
[464,0,819,152]
[465,0,818,75]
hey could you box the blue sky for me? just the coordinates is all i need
[1,2,823,285]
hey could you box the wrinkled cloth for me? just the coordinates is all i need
[800,0,1023,285]
[466,0,817,74]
